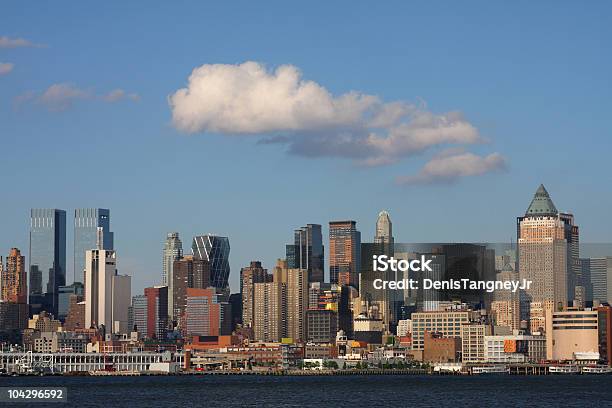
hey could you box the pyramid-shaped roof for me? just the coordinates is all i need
[525,184,558,216]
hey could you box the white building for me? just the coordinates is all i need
[396,319,412,337]
[85,250,131,334]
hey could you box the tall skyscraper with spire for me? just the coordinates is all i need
[374,210,394,333]
[163,232,183,319]
[517,185,578,320]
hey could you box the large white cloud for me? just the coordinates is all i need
[169,61,505,182]
[397,151,507,185]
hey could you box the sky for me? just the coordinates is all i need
[1,1,611,294]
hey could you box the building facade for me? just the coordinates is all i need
[162,232,183,318]
[1,248,27,304]
[329,220,361,287]
[74,208,113,284]
[29,208,67,316]
[192,234,230,290]
[286,224,324,284]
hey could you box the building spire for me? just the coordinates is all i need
[525,184,558,216]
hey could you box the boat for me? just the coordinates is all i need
[471,365,509,375]
[548,365,579,374]
[581,365,612,374]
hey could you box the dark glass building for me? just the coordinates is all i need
[29,208,67,316]
[286,224,324,283]
[74,208,113,283]
[192,234,230,290]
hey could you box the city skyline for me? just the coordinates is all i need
[2,185,612,296]
[2,2,611,299]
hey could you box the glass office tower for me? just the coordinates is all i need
[74,208,113,283]
[29,208,67,316]
[286,224,324,283]
[192,234,230,290]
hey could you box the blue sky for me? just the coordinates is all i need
[1,1,611,294]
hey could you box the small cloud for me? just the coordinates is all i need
[396,151,507,186]
[0,36,45,48]
[15,83,140,112]
[37,83,91,112]
[0,62,14,75]
[102,88,140,103]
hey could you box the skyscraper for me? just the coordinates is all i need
[286,224,324,283]
[184,288,232,337]
[144,286,168,340]
[130,295,147,334]
[192,234,230,290]
[287,267,309,341]
[240,261,270,329]
[253,281,286,342]
[84,249,131,334]
[588,257,612,304]
[374,210,394,246]
[1,248,27,304]
[29,208,67,316]
[517,185,568,316]
[329,221,361,287]
[74,209,113,283]
[171,255,210,324]
[163,232,183,319]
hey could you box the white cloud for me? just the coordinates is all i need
[0,36,44,48]
[103,89,140,102]
[15,83,140,111]
[397,151,507,185]
[37,83,91,111]
[0,62,14,75]
[169,61,486,168]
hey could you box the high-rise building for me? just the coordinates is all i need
[1,248,27,304]
[184,288,231,337]
[172,255,210,324]
[253,281,286,342]
[192,234,230,289]
[597,305,612,366]
[287,267,309,341]
[329,221,361,287]
[74,209,113,284]
[57,282,84,321]
[559,212,580,304]
[111,274,131,334]
[240,261,270,329]
[587,257,612,304]
[144,286,168,340]
[491,266,520,331]
[163,232,183,319]
[286,224,324,283]
[130,295,147,335]
[29,208,67,316]
[84,249,131,334]
[374,210,393,246]
[517,185,568,317]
